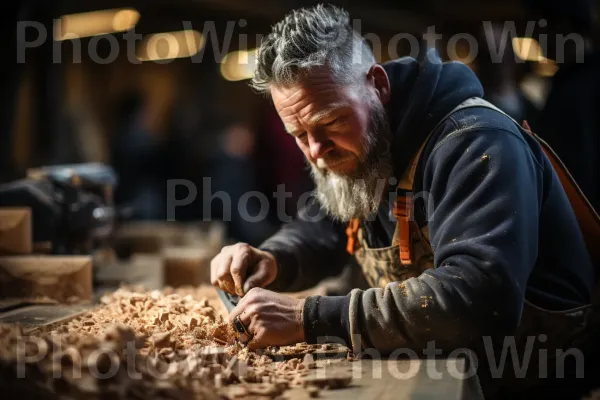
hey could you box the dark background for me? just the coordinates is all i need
[2,0,599,246]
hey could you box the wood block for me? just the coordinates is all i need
[0,256,92,302]
[114,222,186,254]
[0,208,32,255]
[162,247,212,288]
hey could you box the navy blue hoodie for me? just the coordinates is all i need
[259,49,595,349]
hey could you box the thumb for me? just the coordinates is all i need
[243,259,274,293]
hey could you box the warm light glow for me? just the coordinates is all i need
[512,37,558,77]
[112,9,140,32]
[54,8,140,40]
[220,49,258,81]
[136,30,204,61]
[534,59,559,77]
[512,37,545,62]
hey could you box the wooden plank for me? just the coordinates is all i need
[0,208,32,255]
[0,256,92,302]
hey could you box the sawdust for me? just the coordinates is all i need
[0,286,352,399]
[420,295,434,308]
[398,282,409,297]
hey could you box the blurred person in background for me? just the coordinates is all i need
[110,91,167,220]
[210,121,279,246]
[165,92,217,222]
[477,22,540,124]
[523,0,600,211]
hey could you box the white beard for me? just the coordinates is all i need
[309,98,393,222]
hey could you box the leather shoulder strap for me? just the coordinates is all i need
[409,97,600,271]
[522,121,600,269]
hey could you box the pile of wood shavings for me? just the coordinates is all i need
[0,286,349,399]
[54,286,236,350]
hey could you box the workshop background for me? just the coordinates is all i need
[2,0,599,248]
[0,1,599,398]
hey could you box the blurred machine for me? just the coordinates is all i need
[0,163,121,256]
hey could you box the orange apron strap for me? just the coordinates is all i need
[346,218,360,255]
[394,194,413,265]
[521,121,600,267]
[393,129,432,266]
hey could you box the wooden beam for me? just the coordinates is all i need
[162,246,213,288]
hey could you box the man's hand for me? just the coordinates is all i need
[229,288,305,349]
[210,243,278,296]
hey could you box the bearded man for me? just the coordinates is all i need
[210,5,600,399]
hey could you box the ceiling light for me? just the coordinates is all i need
[55,8,140,41]
[534,58,559,77]
[136,30,205,62]
[512,37,545,62]
[220,49,258,81]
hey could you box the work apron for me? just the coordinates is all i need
[352,217,433,288]
[346,97,600,399]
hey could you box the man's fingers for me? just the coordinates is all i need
[230,245,251,296]
[229,300,256,326]
[243,260,272,293]
[237,332,251,344]
[238,312,259,344]
[246,312,260,337]
[216,254,236,294]
[247,327,266,350]
[209,252,223,286]
[211,245,275,297]
[229,302,257,345]
[228,294,250,324]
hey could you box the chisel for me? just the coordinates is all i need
[216,288,240,313]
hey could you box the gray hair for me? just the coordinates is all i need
[250,4,376,94]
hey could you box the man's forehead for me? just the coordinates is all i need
[270,73,354,118]
[272,85,343,114]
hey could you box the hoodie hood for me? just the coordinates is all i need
[382,48,484,178]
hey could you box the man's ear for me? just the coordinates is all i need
[367,64,391,105]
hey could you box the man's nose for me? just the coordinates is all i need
[308,133,334,160]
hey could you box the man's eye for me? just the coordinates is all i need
[296,131,307,139]
[326,117,347,128]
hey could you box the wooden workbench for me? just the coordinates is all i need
[279,357,484,400]
[92,260,484,399]
[0,248,484,400]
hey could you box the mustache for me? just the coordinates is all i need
[315,151,356,170]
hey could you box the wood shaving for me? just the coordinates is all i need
[0,286,352,399]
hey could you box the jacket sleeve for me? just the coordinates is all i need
[303,125,543,353]
[259,197,350,293]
